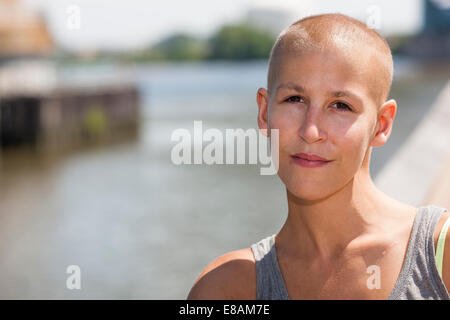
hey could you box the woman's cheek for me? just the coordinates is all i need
[276,122,303,157]
[269,105,305,137]
[336,122,371,168]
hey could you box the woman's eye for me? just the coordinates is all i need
[285,96,304,103]
[332,102,352,111]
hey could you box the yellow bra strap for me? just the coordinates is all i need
[436,215,450,278]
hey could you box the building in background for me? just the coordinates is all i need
[424,0,450,34]
[402,0,450,59]
[244,7,294,36]
[244,0,315,36]
[0,0,53,59]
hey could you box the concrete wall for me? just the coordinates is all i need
[375,80,450,207]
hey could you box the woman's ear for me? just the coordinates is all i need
[371,99,397,147]
[256,87,270,137]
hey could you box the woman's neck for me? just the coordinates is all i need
[278,169,401,262]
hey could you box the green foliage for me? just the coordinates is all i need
[83,107,106,137]
[129,22,275,62]
[207,23,275,60]
[150,33,209,61]
[386,34,415,54]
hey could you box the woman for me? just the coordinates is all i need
[187,13,450,300]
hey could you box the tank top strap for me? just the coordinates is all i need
[436,215,450,277]
[389,205,450,299]
[250,234,290,300]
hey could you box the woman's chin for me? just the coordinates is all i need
[287,185,332,203]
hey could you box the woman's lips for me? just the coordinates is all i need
[291,153,332,168]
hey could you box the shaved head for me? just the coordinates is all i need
[267,14,393,107]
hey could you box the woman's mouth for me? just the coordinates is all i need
[291,153,332,168]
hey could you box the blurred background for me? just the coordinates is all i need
[0,0,449,299]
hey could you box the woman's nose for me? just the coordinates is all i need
[299,107,326,144]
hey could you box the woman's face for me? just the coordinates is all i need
[265,50,380,201]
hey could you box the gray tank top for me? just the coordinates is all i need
[250,205,450,300]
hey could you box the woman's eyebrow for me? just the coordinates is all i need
[276,82,305,93]
[332,90,363,104]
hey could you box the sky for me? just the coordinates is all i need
[23,0,424,51]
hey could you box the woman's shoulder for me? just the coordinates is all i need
[187,248,256,300]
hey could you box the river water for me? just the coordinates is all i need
[0,58,449,298]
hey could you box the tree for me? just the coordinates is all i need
[151,33,209,60]
[208,23,275,60]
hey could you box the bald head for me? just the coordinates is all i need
[267,14,393,107]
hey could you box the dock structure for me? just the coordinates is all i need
[0,84,141,151]
[375,80,450,207]
[0,0,141,152]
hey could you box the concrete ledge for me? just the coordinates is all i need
[375,80,450,207]
[423,152,450,209]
